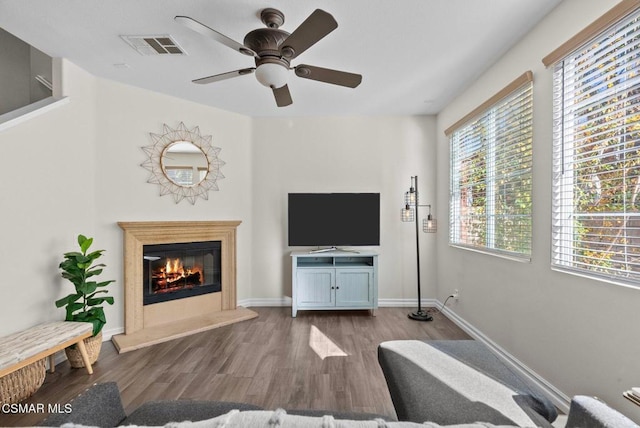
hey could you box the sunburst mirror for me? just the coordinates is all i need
[141,122,225,204]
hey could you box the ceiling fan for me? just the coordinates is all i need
[175,8,362,107]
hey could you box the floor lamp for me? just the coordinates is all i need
[401,176,437,321]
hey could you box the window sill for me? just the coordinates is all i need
[450,244,531,263]
[551,265,640,290]
[0,96,70,132]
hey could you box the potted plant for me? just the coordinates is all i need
[56,234,115,367]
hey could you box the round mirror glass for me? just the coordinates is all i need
[161,141,209,187]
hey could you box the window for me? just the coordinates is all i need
[165,166,195,186]
[448,72,533,259]
[551,8,640,285]
[164,166,208,186]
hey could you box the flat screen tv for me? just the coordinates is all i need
[288,193,380,247]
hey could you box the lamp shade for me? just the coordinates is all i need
[255,63,288,88]
[405,190,417,206]
[423,215,437,233]
[401,205,415,222]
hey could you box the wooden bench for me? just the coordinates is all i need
[0,321,95,378]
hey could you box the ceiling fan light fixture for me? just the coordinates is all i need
[177,8,361,107]
[255,63,289,88]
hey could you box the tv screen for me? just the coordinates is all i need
[288,193,380,247]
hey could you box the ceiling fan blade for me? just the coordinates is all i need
[294,65,362,88]
[192,68,255,84]
[175,15,257,57]
[279,9,337,59]
[273,85,293,107]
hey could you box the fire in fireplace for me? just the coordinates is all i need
[143,241,222,305]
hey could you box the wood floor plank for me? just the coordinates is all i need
[0,307,470,426]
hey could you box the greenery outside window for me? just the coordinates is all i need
[448,72,533,260]
[551,8,640,285]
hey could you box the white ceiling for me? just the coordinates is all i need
[0,0,562,117]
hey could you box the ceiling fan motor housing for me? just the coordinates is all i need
[244,27,291,88]
[243,28,290,60]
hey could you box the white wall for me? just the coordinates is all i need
[436,0,640,421]
[0,59,253,339]
[251,116,437,304]
[0,60,96,336]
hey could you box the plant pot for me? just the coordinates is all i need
[65,331,102,368]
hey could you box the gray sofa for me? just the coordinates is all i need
[39,339,639,427]
[377,340,557,426]
[377,340,638,428]
[39,382,391,427]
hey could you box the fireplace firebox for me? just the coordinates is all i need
[143,241,221,305]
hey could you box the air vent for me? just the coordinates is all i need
[121,35,186,56]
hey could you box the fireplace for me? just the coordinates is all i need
[112,221,258,353]
[143,241,222,305]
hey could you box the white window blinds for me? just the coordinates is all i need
[552,8,640,285]
[449,75,533,259]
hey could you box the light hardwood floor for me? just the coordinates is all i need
[1,307,470,426]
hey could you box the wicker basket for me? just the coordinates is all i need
[0,358,46,405]
[65,331,102,368]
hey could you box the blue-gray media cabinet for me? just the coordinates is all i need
[290,250,378,317]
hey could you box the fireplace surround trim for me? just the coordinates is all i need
[117,221,241,335]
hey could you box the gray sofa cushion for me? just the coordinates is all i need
[38,382,126,427]
[428,340,557,423]
[565,395,639,428]
[122,400,263,425]
[378,340,556,427]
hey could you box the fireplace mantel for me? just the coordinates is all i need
[111,221,257,353]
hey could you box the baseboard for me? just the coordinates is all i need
[238,297,292,307]
[238,297,438,308]
[102,326,124,342]
[378,298,439,308]
[440,303,571,414]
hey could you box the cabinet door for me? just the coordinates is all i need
[296,269,335,307]
[335,269,373,307]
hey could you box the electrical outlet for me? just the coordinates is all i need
[453,289,459,300]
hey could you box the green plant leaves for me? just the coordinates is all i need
[96,280,115,288]
[65,303,83,321]
[57,234,115,337]
[55,293,82,308]
[77,281,98,295]
[86,296,114,306]
[78,234,93,253]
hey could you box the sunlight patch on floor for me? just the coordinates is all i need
[308,325,348,360]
